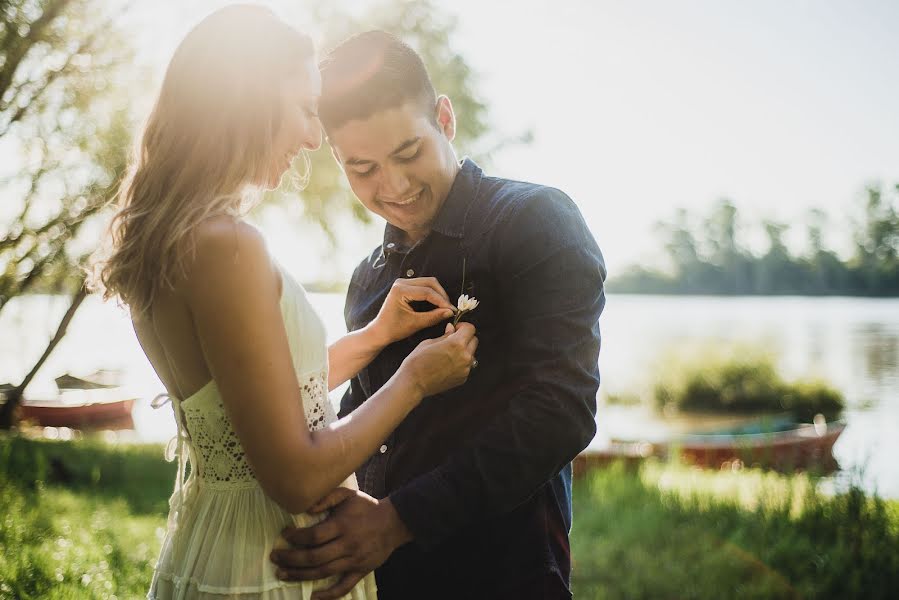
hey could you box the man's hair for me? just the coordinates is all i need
[319,31,437,132]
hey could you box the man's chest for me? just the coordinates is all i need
[347,237,502,349]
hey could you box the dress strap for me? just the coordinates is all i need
[151,393,194,532]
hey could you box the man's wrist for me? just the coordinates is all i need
[378,497,413,549]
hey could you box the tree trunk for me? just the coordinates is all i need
[0,282,88,429]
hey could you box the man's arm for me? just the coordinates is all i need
[390,187,606,547]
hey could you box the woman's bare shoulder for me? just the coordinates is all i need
[192,216,267,259]
[183,216,278,299]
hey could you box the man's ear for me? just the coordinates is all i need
[435,95,456,142]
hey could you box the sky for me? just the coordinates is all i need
[114,0,899,280]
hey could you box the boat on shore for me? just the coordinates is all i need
[656,416,845,471]
[575,414,845,476]
[3,371,136,429]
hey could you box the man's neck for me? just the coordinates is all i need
[400,227,430,247]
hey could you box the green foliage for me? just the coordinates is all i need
[2,437,897,599]
[571,462,899,600]
[653,348,845,420]
[0,435,175,514]
[0,0,136,307]
[612,185,899,295]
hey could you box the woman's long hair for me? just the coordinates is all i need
[94,5,313,316]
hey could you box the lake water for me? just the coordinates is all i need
[2,293,897,497]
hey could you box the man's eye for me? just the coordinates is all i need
[353,166,376,177]
[396,149,420,163]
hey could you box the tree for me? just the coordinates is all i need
[804,208,845,294]
[0,0,135,427]
[851,184,899,293]
[610,184,899,296]
[756,220,795,294]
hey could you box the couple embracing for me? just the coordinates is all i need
[95,5,605,599]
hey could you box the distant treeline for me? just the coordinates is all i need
[610,184,899,296]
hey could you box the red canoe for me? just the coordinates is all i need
[20,387,136,428]
[658,420,845,470]
[575,417,845,476]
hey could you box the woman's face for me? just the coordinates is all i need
[263,58,322,189]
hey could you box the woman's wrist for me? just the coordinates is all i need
[389,366,425,410]
[360,319,393,351]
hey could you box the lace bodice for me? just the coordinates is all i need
[174,368,335,489]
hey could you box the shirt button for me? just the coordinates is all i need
[386,242,395,249]
[379,444,388,454]
[405,269,415,277]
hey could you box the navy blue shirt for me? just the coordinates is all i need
[340,159,606,599]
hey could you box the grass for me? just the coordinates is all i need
[571,462,899,599]
[2,436,897,599]
[0,435,174,599]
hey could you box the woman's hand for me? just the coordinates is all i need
[367,277,456,347]
[398,322,479,400]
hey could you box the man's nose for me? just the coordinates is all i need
[379,164,411,198]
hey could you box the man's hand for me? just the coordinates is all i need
[270,488,413,600]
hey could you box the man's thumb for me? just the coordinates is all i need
[444,322,455,336]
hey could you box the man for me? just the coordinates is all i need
[271,31,606,599]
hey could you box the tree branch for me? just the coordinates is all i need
[0,0,71,102]
[0,280,88,428]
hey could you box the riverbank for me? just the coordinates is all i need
[2,436,897,599]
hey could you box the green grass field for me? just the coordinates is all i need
[2,436,897,599]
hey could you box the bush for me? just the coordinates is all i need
[653,349,844,420]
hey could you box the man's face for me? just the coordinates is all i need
[328,98,459,243]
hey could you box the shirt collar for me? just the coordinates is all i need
[381,158,482,253]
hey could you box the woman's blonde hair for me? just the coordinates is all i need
[94,4,313,316]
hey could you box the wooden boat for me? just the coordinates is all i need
[574,415,845,476]
[654,416,845,471]
[16,371,136,429]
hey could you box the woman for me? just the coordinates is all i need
[94,5,477,599]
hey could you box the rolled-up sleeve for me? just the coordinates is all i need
[389,188,606,548]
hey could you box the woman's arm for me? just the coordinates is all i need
[327,277,455,391]
[185,220,476,514]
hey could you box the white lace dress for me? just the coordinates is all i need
[148,271,377,599]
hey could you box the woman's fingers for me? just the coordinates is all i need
[450,321,476,343]
[395,281,454,310]
[405,277,451,305]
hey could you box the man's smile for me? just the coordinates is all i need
[382,189,424,207]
